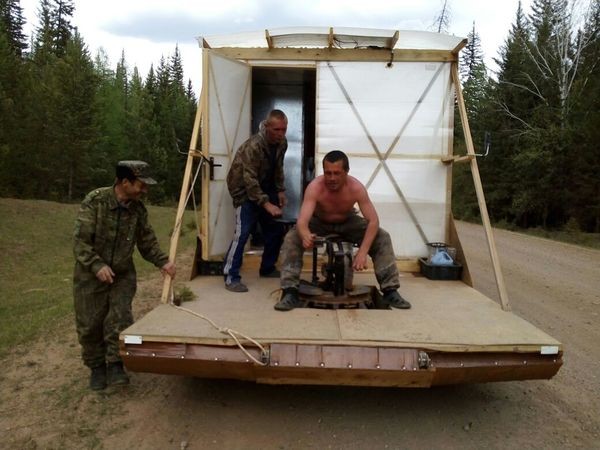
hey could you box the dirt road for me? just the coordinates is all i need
[1,222,599,449]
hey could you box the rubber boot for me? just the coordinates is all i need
[274,287,303,311]
[383,289,412,309]
[89,364,107,391]
[107,361,130,386]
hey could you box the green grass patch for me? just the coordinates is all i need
[490,218,600,249]
[0,198,196,358]
[518,227,600,249]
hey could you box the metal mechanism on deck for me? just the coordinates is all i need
[300,235,381,309]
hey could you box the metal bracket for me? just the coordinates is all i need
[261,348,270,365]
[188,150,222,181]
[418,351,431,369]
[209,157,222,180]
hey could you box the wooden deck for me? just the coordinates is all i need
[121,265,562,386]
[123,270,561,353]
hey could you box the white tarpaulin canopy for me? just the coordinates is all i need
[199,27,465,259]
[315,60,453,256]
[200,27,465,52]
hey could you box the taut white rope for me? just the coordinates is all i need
[168,287,268,366]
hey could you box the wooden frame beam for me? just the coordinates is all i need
[211,47,458,62]
[265,29,274,50]
[328,27,334,49]
[452,38,468,55]
[390,30,399,49]
[200,50,211,261]
[160,82,205,303]
[451,62,510,311]
[441,154,475,164]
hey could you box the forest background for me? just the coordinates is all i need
[1,0,599,232]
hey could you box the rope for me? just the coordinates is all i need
[167,155,268,366]
[190,160,202,238]
[173,159,203,235]
[167,286,268,366]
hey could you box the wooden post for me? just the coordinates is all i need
[200,51,211,260]
[160,89,204,304]
[451,63,511,311]
[390,30,399,49]
[265,29,273,50]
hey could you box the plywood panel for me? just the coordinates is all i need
[126,274,340,343]
[336,277,561,350]
[125,270,561,352]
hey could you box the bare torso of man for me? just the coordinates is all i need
[312,176,362,223]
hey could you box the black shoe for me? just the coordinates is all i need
[260,269,281,278]
[274,287,303,311]
[225,281,249,292]
[383,290,411,309]
[107,361,130,386]
[89,364,107,391]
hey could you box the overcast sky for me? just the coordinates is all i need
[20,0,533,91]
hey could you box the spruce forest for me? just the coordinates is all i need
[1,0,599,232]
[0,0,196,204]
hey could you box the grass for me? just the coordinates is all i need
[0,197,196,358]
[519,227,600,249]
[490,219,600,250]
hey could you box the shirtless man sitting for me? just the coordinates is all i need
[275,150,411,311]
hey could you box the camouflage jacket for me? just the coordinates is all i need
[73,187,168,278]
[226,130,287,208]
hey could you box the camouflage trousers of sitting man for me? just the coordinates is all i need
[279,212,402,306]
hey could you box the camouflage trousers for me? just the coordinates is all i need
[73,266,136,368]
[280,213,400,292]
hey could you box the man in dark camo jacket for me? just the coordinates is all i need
[223,109,288,293]
[73,160,176,391]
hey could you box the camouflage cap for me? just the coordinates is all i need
[117,160,157,185]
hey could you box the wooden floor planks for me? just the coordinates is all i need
[123,269,561,353]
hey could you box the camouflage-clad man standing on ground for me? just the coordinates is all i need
[73,161,176,391]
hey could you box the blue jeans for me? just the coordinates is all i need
[223,199,284,284]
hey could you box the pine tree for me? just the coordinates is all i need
[127,65,163,196]
[185,79,196,104]
[568,0,600,231]
[461,22,488,119]
[453,22,491,221]
[169,44,185,94]
[0,0,27,56]
[432,0,451,33]
[495,0,533,133]
[32,0,73,58]
[93,50,129,172]
[0,26,19,195]
[52,32,99,200]
[0,0,27,195]
[487,2,536,224]
[32,0,54,63]
[115,50,128,105]
[50,0,74,57]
